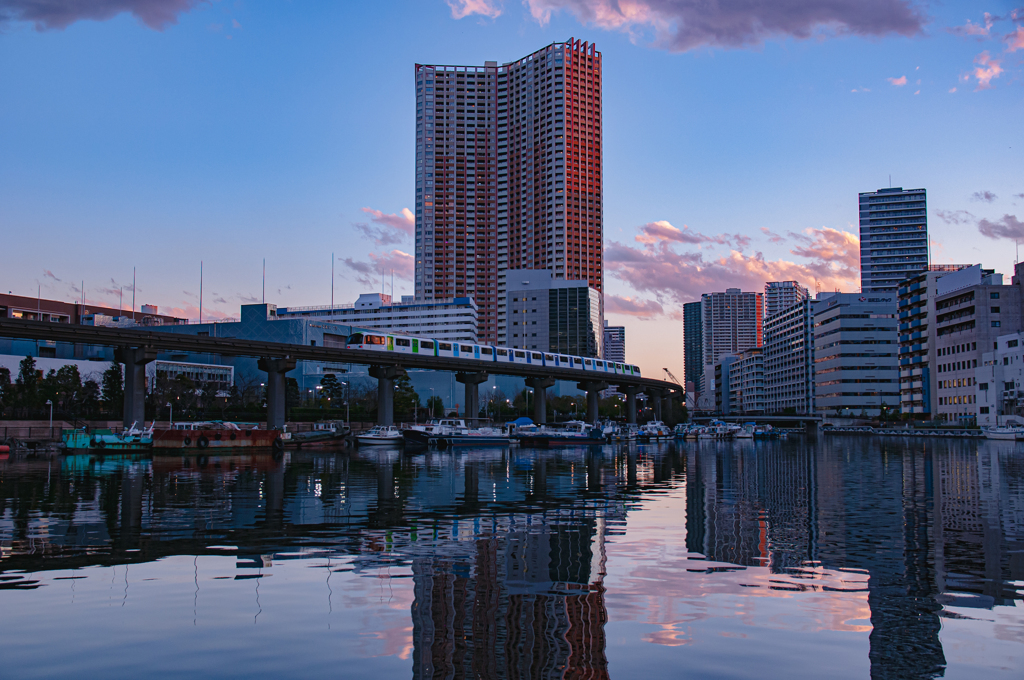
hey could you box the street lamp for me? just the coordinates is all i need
[342,381,350,424]
[45,399,52,429]
[166,402,173,428]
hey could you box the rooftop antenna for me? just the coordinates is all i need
[331,252,334,310]
[391,269,394,300]
[81,280,84,306]
[132,267,136,321]
[199,261,203,324]
[262,258,266,304]
[889,174,891,188]
[119,286,123,311]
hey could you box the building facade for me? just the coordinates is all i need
[414,39,604,345]
[763,299,815,414]
[504,269,602,356]
[975,331,1024,427]
[859,187,929,294]
[683,300,703,394]
[277,293,479,342]
[602,320,624,362]
[728,348,765,416]
[701,289,763,391]
[812,293,899,416]
[897,265,973,416]
[764,281,808,319]
[933,266,1021,422]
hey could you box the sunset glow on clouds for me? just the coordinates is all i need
[0,0,201,31]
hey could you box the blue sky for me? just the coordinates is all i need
[1,0,1022,377]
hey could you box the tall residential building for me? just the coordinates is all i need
[764,281,808,319]
[813,293,899,416]
[859,187,929,294]
[504,269,603,356]
[683,301,703,392]
[763,299,815,414]
[414,39,604,345]
[602,320,625,362]
[897,264,972,416]
[933,265,1021,422]
[701,289,763,390]
[976,331,1024,427]
[277,293,479,342]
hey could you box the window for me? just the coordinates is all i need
[991,292,1000,299]
[980,406,990,414]
[461,345,472,352]
[497,349,508,356]
[992,307,1000,313]
[481,347,493,355]
[993,321,1001,327]
[1009,340,1019,348]
[396,338,411,347]
[421,340,434,349]
[439,342,452,350]
[980,382,988,390]
[514,351,526,358]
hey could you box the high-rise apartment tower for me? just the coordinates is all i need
[764,281,809,319]
[683,301,703,392]
[414,39,603,345]
[701,289,763,388]
[860,187,928,294]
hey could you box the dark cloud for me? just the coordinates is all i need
[978,214,1024,240]
[354,223,406,247]
[238,293,260,304]
[0,0,202,31]
[972,190,998,202]
[524,0,925,52]
[936,209,975,225]
[43,269,60,282]
[1014,193,1024,199]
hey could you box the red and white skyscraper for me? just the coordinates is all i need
[414,39,603,345]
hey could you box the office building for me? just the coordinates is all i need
[813,293,899,416]
[859,187,929,293]
[701,289,763,391]
[602,320,624,362]
[714,355,738,414]
[414,39,603,345]
[764,281,808,319]
[933,265,1021,422]
[763,299,815,414]
[897,265,973,416]
[277,293,478,342]
[729,348,765,415]
[683,300,703,393]
[975,331,1024,427]
[504,269,602,356]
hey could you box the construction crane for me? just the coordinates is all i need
[664,368,697,411]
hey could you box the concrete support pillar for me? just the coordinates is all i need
[456,372,489,422]
[258,357,297,430]
[369,365,403,425]
[114,346,157,428]
[577,381,609,425]
[525,377,556,425]
[622,386,640,424]
[649,388,664,421]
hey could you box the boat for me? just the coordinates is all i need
[356,425,404,445]
[404,419,513,448]
[62,422,153,451]
[637,421,672,441]
[517,421,606,448]
[982,425,1024,440]
[735,423,755,439]
[753,424,779,440]
[151,421,283,452]
[285,421,351,449]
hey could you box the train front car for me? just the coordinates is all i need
[346,332,392,352]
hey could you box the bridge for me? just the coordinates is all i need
[0,318,681,428]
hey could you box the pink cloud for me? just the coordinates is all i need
[972,51,1004,89]
[1006,26,1024,52]
[948,18,991,37]
[634,220,730,246]
[361,207,414,235]
[760,227,785,244]
[446,0,502,19]
[0,0,201,31]
[605,294,665,319]
[523,0,924,52]
[369,249,414,280]
[887,75,907,86]
[978,214,1024,240]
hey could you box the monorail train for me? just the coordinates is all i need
[345,332,641,377]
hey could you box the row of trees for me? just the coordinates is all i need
[0,357,124,420]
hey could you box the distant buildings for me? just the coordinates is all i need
[859,187,929,294]
[701,289,763,393]
[683,300,703,394]
[764,281,808,319]
[763,298,815,414]
[602,320,625,363]
[813,293,899,416]
[414,39,604,345]
[277,293,479,342]
[504,269,602,356]
[0,293,183,329]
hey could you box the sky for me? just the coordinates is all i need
[1,0,1023,379]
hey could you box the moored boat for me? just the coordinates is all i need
[62,422,153,452]
[356,425,404,445]
[517,421,606,448]
[637,421,672,441]
[151,421,283,451]
[285,421,351,448]
[982,425,1024,440]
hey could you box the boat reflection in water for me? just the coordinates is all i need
[0,438,1021,679]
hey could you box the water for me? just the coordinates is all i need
[1,438,1022,679]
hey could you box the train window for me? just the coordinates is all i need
[481,347,493,355]
[439,342,452,351]
[584,359,593,366]
[497,349,508,356]
[596,361,603,368]
[367,335,386,345]
[514,351,526,358]
[421,340,434,349]
[574,358,582,364]
[461,345,472,352]
[347,333,364,344]
[633,365,640,373]
[532,353,542,360]
[395,338,411,347]
[544,354,553,360]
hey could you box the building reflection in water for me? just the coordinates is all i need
[0,439,1021,679]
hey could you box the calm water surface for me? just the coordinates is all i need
[1,438,1022,679]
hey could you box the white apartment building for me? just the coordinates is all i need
[976,331,1024,427]
[763,299,814,414]
[764,281,809,319]
[277,293,478,342]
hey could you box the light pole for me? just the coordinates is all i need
[429,387,435,418]
[342,381,350,424]
[491,385,497,422]
[46,399,52,429]
[166,402,173,428]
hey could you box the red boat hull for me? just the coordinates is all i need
[151,428,281,450]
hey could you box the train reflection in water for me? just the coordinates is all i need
[0,438,1021,679]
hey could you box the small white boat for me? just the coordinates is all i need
[982,426,1024,441]
[356,425,404,445]
[638,421,672,441]
[735,423,755,439]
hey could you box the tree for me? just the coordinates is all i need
[320,373,345,402]
[101,363,124,416]
[0,366,11,415]
[16,356,40,411]
[394,372,420,418]
[426,395,444,418]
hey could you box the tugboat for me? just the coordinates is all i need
[62,422,154,452]
[151,421,283,452]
